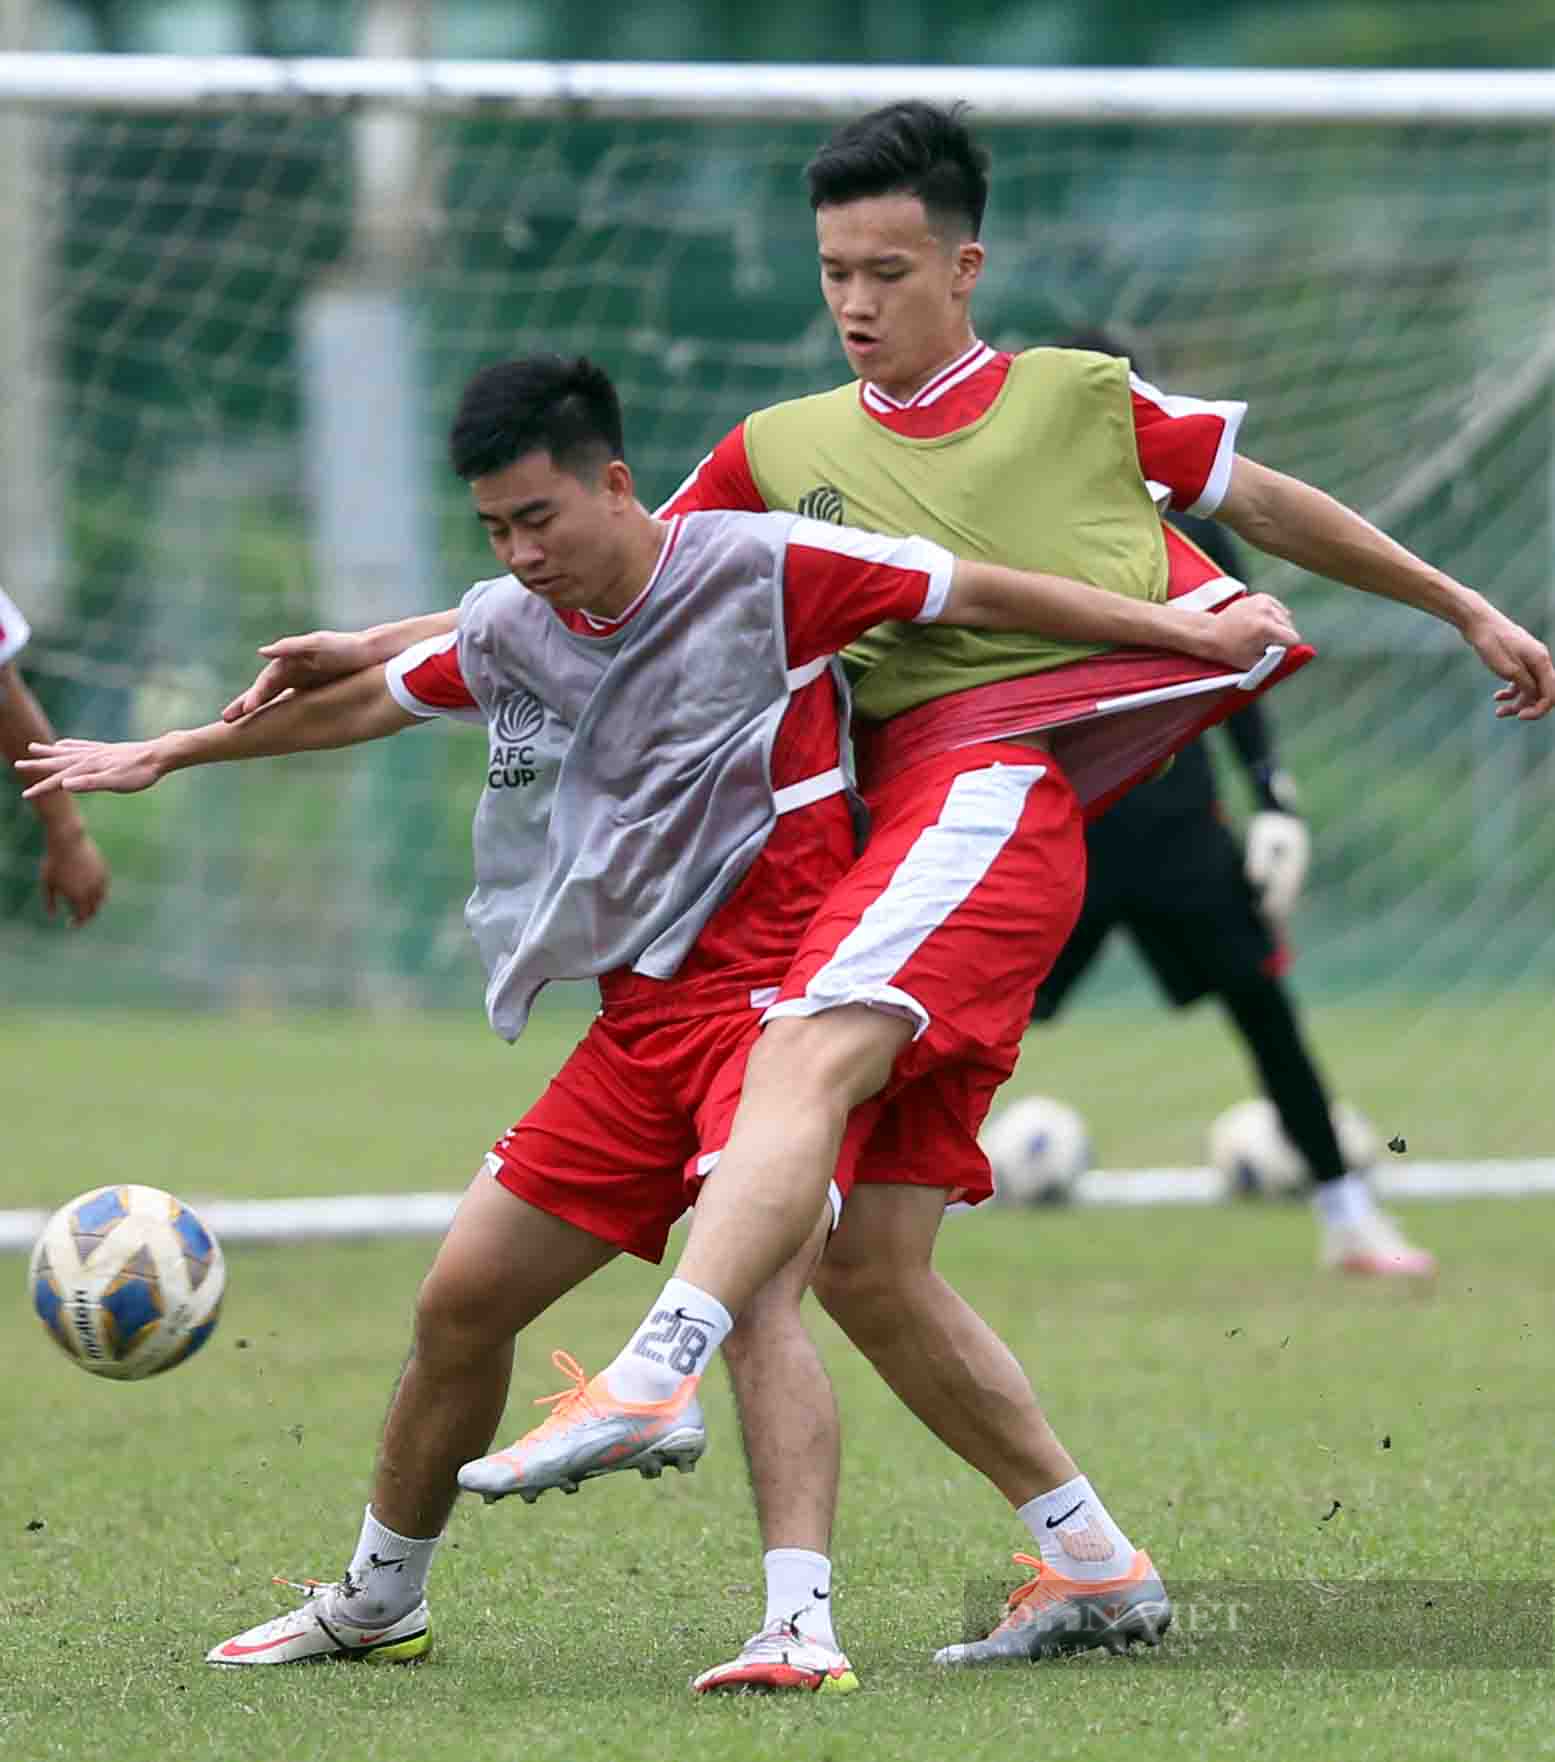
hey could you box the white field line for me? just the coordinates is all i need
[5,1161,1555,1253]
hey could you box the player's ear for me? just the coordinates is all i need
[953,239,985,292]
[604,457,635,503]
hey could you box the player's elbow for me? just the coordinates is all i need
[941,576,1010,632]
[1219,458,1303,554]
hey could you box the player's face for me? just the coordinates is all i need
[816,194,983,402]
[472,450,639,618]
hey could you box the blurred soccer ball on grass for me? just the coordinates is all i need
[1209,1099,1380,1199]
[980,1095,1092,1206]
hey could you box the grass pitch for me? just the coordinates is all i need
[3,1011,1553,1762]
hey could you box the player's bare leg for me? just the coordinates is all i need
[676,1008,912,1314]
[208,1172,617,1665]
[813,1183,1170,1666]
[460,1007,912,1506]
[373,1177,619,1539]
[724,1210,838,1558]
[693,1209,858,1694]
[813,1183,1076,1504]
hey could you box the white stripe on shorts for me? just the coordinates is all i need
[762,761,1048,1043]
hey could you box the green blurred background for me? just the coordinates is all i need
[1,5,1552,1163]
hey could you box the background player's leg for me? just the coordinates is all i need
[1220,976,1436,1276]
[1219,974,1345,1179]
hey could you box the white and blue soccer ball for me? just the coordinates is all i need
[980,1095,1092,1206]
[1209,1099,1380,1200]
[28,1184,226,1380]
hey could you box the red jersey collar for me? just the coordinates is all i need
[857,341,1012,438]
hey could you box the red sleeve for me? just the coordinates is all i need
[1130,377,1246,518]
[655,423,768,516]
[385,631,480,720]
[779,521,955,664]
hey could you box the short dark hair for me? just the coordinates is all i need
[805,101,990,240]
[448,354,624,481]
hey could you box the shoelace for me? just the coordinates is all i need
[273,1576,331,1598]
[1002,1552,1140,1623]
[529,1348,601,1431]
[743,1614,824,1658]
[1003,1553,1057,1616]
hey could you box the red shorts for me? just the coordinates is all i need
[489,1002,873,1263]
[768,741,1089,1205]
[852,1062,1012,1207]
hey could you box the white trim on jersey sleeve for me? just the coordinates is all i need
[1130,373,1247,518]
[385,630,484,725]
[0,586,32,667]
[786,515,956,621]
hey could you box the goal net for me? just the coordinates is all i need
[1,60,1551,1155]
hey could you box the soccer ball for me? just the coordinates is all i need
[980,1096,1092,1205]
[28,1184,226,1380]
[1208,1099,1381,1199]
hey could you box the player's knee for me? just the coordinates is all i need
[410,1266,507,1363]
[812,1248,909,1338]
[751,1009,907,1110]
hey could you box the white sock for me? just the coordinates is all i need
[763,1548,837,1646]
[1017,1476,1134,1582]
[336,1506,440,1626]
[1312,1172,1376,1229]
[603,1278,732,1403]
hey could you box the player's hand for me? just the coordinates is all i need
[39,824,110,926]
[1459,606,1555,720]
[1205,593,1300,669]
[221,630,375,722]
[18,737,167,799]
[1244,811,1310,928]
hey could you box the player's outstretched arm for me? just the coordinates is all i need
[20,663,417,801]
[220,609,460,722]
[1217,457,1555,719]
[0,660,110,924]
[940,561,1300,672]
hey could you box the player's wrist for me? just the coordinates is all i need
[359,624,408,668]
[156,727,208,776]
[1428,576,1488,635]
[34,791,88,838]
[1178,609,1229,663]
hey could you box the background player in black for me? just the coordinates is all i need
[1029,332,1436,1279]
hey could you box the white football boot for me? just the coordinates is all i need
[458,1349,704,1504]
[691,1614,859,1695]
[1321,1211,1437,1279]
[206,1577,429,1666]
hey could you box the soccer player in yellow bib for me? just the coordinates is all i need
[220,103,1551,1683]
[476,99,1548,1671]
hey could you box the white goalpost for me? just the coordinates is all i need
[1,54,1552,1204]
